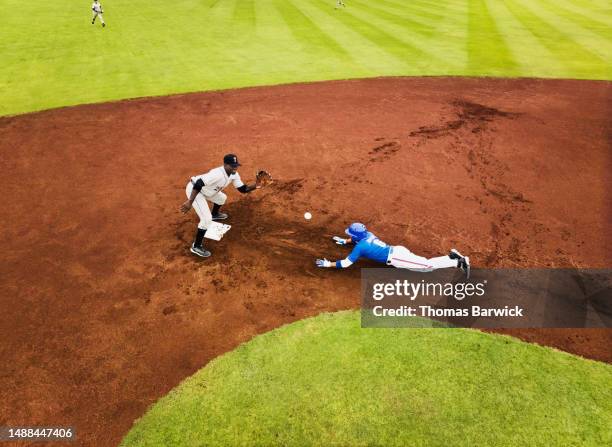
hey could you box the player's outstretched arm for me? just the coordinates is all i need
[318,238,360,268]
[315,258,354,269]
[237,183,259,194]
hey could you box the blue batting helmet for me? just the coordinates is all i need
[345,222,367,241]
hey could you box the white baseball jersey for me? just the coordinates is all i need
[191,166,244,198]
[92,2,103,13]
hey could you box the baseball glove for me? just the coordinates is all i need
[255,170,273,187]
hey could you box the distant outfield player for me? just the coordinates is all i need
[316,223,471,278]
[91,1,106,27]
[336,0,346,8]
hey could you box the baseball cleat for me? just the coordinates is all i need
[450,249,470,278]
[458,256,470,279]
[212,213,228,221]
[449,248,464,260]
[190,244,211,258]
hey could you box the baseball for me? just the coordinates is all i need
[304,212,312,220]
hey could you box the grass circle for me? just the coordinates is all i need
[121,311,612,446]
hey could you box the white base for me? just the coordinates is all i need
[204,222,232,241]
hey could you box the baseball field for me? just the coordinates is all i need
[0,1,611,446]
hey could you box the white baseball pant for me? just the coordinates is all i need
[185,182,227,230]
[92,12,105,24]
[386,246,458,272]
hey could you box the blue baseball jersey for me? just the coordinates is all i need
[347,232,391,264]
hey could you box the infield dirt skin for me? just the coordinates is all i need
[0,77,610,446]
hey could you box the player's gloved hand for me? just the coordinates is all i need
[316,258,333,268]
[332,236,348,245]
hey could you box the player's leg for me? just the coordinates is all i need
[387,246,437,272]
[185,183,212,257]
[428,255,460,270]
[388,246,458,272]
[92,12,97,24]
[209,192,228,220]
[99,13,105,27]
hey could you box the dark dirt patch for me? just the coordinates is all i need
[409,100,518,138]
[0,77,610,446]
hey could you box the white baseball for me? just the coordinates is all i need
[304,212,312,220]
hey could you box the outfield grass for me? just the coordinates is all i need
[121,311,612,447]
[1,0,610,116]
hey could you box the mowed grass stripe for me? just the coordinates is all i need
[372,0,451,22]
[349,0,436,38]
[253,0,305,51]
[435,0,470,59]
[207,0,223,10]
[485,0,568,77]
[549,0,612,28]
[378,0,447,22]
[310,0,448,71]
[207,0,239,22]
[566,0,612,18]
[468,0,519,75]
[178,0,225,21]
[503,0,611,77]
[346,2,466,65]
[272,0,351,60]
[233,0,257,32]
[524,0,612,58]
[351,0,469,62]
[405,0,458,12]
[412,0,466,14]
[288,0,406,74]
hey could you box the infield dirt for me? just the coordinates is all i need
[1,77,610,446]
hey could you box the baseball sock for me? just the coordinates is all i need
[194,228,206,248]
[212,204,222,215]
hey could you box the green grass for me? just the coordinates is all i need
[1,0,611,116]
[121,311,612,447]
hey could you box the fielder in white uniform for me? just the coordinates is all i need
[180,154,261,258]
[91,1,105,27]
[316,223,471,277]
